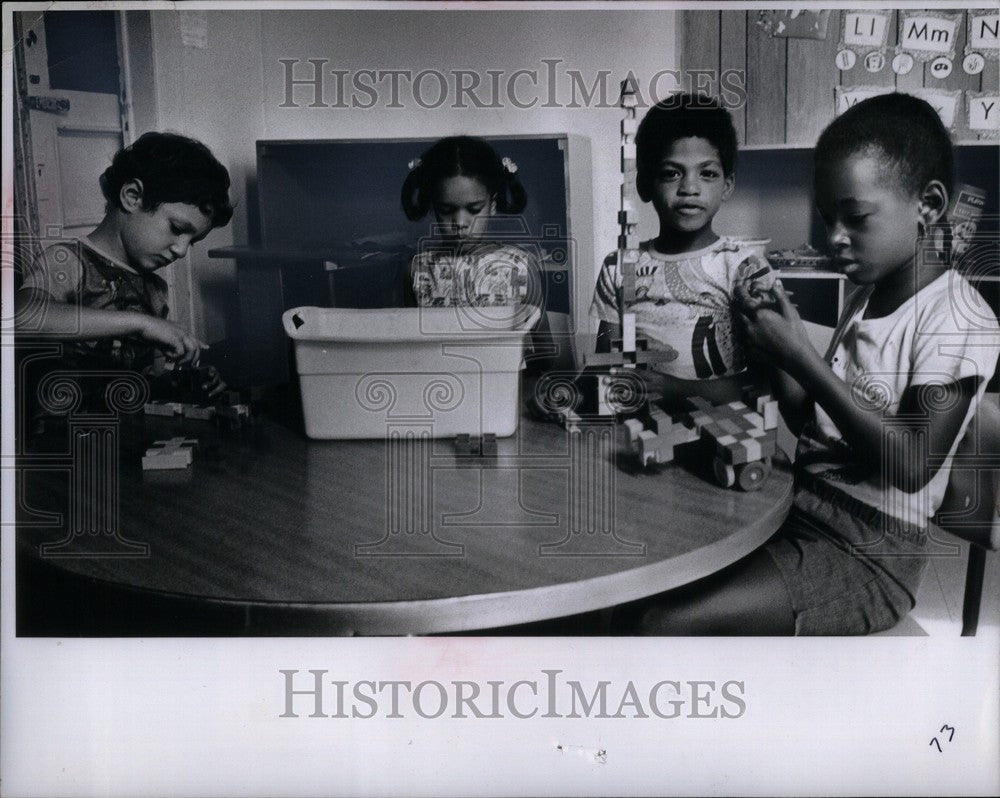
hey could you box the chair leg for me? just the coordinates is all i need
[961,544,987,637]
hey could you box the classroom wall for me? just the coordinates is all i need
[137,9,683,342]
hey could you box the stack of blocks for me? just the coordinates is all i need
[617,75,641,365]
[581,77,671,418]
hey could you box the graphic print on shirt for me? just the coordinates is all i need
[643,258,732,379]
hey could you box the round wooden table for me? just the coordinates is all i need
[17,412,793,635]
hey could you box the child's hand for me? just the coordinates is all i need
[139,316,208,366]
[735,281,809,367]
[609,366,668,405]
[201,365,227,398]
[733,277,778,314]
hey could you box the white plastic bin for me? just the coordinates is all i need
[282,305,541,439]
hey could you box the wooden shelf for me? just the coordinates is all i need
[207,245,372,262]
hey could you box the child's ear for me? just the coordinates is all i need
[722,173,736,202]
[918,180,949,228]
[119,179,145,213]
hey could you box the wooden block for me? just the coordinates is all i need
[617,210,634,226]
[621,183,639,203]
[623,418,645,445]
[481,433,497,457]
[646,407,671,435]
[144,401,180,418]
[720,440,751,466]
[637,429,663,465]
[142,437,197,471]
[762,400,779,431]
[558,408,581,432]
[620,93,639,108]
[141,452,190,471]
[585,352,627,368]
[622,313,637,353]
[454,434,477,456]
[758,434,777,459]
[182,404,215,421]
[621,118,639,136]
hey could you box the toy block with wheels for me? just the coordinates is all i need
[622,395,778,492]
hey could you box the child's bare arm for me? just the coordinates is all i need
[17,252,207,365]
[787,344,975,492]
[18,288,207,365]
[624,369,748,411]
[743,283,976,492]
[598,320,751,409]
[734,280,814,436]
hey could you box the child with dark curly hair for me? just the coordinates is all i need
[17,132,234,413]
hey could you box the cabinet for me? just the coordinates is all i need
[683,9,999,147]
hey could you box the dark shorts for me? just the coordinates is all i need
[763,474,928,635]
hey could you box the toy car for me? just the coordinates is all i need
[621,393,779,492]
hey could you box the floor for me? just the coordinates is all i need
[908,537,999,637]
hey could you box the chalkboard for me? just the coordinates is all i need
[256,136,572,313]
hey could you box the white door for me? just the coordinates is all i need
[17,10,127,241]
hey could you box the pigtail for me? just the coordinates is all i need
[496,158,528,215]
[400,161,430,221]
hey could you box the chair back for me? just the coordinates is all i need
[935,396,1000,551]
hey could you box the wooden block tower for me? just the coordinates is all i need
[583,78,670,416]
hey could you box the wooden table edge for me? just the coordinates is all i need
[21,459,794,635]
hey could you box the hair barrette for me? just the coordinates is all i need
[408,158,422,170]
[501,157,518,174]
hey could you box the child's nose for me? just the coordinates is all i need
[170,238,190,258]
[827,221,849,249]
[679,174,699,195]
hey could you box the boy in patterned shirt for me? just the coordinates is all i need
[591,93,773,409]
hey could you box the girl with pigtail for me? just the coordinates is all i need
[400,136,542,312]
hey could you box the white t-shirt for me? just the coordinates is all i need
[796,270,1000,527]
[590,237,774,380]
